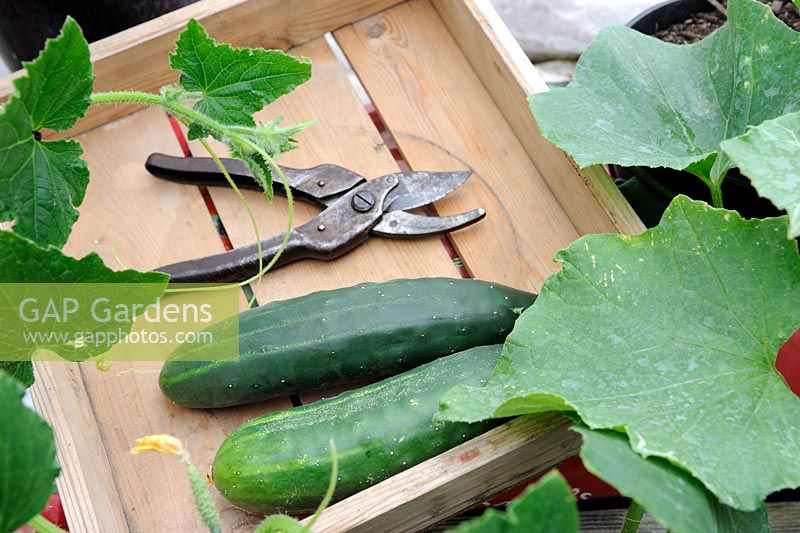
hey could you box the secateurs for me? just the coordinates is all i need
[145,153,485,283]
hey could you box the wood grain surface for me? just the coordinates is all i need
[335,0,583,292]
[0,0,406,138]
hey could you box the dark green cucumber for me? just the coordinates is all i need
[212,344,503,514]
[159,278,534,408]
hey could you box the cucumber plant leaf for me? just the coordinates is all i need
[0,231,168,362]
[530,0,800,184]
[0,98,90,248]
[169,19,312,196]
[440,196,800,510]
[0,17,92,248]
[170,19,311,141]
[721,111,800,238]
[0,361,34,388]
[14,16,93,131]
[451,471,577,533]
[574,425,769,533]
[0,371,60,533]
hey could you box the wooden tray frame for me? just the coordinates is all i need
[1,0,647,531]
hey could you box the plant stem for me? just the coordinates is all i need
[27,514,67,533]
[90,90,164,106]
[165,141,296,296]
[91,91,231,140]
[304,440,339,531]
[197,138,264,306]
[620,501,645,533]
[235,137,294,298]
[709,181,724,208]
[183,457,222,533]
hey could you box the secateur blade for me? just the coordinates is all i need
[382,170,472,212]
[372,208,486,238]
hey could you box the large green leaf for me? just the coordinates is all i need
[530,0,800,183]
[0,371,60,533]
[0,17,93,248]
[170,19,311,140]
[451,471,577,533]
[439,196,800,510]
[575,425,769,533]
[14,16,93,131]
[0,231,167,362]
[721,111,800,238]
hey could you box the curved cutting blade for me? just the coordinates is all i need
[382,170,472,212]
[371,208,486,238]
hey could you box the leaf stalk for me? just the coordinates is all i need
[709,181,724,209]
[620,501,645,533]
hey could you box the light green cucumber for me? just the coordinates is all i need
[212,344,503,514]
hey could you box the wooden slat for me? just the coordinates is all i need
[430,0,645,237]
[335,0,581,292]
[30,363,127,533]
[60,107,289,531]
[304,414,581,532]
[184,34,460,308]
[0,0,404,136]
[765,502,800,533]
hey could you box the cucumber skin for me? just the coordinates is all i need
[212,345,503,514]
[159,278,535,408]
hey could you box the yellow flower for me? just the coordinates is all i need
[131,434,185,456]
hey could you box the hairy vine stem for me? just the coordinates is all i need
[196,138,263,306]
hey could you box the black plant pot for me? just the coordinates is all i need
[627,0,716,33]
[0,0,199,69]
[611,0,783,227]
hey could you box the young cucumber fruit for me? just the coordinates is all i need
[212,344,503,514]
[159,278,534,408]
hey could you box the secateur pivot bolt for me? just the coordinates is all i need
[351,191,376,212]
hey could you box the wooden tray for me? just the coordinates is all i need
[2,0,645,530]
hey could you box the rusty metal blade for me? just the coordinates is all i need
[382,170,472,212]
[371,208,486,238]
